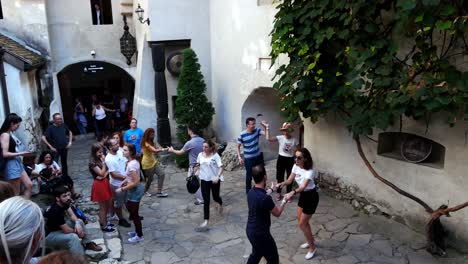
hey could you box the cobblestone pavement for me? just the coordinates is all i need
[63,136,467,264]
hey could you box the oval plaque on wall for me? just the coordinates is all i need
[166,51,183,77]
[400,135,433,163]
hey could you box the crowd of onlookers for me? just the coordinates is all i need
[0,105,168,262]
[0,104,320,263]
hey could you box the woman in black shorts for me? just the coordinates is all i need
[276,147,319,260]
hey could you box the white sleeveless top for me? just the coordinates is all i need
[95,107,106,120]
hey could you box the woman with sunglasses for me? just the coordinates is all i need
[275,147,319,260]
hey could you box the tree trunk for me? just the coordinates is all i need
[354,136,468,256]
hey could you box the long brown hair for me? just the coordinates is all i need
[141,128,155,151]
[297,147,313,170]
[204,139,216,154]
[111,131,124,147]
[90,143,104,163]
[124,143,137,159]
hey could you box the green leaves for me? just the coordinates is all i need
[270,0,467,136]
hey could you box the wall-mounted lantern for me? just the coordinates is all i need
[120,16,137,65]
[135,4,150,25]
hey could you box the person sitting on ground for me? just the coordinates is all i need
[44,186,102,254]
[31,151,63,193]
[0,196,45,264]
[32,151,80,197]
[37,250,88,264]
[0,181,14,203]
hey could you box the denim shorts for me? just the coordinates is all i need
[3,156,24,180]
[127,183,144,202]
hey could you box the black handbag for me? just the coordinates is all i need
[186,173,200,194]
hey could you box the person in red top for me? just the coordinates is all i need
[89,142,114,232]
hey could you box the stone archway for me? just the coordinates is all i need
[241,87,300,161]
[57,61,135,134]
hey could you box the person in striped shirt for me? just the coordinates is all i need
[237,117,268,194]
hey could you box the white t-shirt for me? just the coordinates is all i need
[292,164,316,191]
[95,107,106,120]
[125,160,140,183]
[35,161,61,173]
[105,152,127,186]
[196,152,224,182]
[276,135,297,157]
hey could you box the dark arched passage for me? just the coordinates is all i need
[57,61,135,134]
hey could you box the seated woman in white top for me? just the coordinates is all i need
[32,151,62,192]
[276,147,319,260]
[195,139,224,230]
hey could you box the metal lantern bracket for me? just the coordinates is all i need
[135,4,150,25]
[120,15,137,65]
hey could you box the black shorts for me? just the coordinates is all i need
[298,188,319,215]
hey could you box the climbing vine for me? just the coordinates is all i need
[271,0,467,256]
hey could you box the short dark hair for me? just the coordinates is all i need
[252,164,266,184]
[53,185,70,198]
[245,117,256,125]
[187,124,200,136]
[52,113,61,119]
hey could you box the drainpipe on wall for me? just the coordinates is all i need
[0,48,10,115]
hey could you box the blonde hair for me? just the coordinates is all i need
[0,197,45,264]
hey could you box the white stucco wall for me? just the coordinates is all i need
[0,0,50,54]
[148,0,211,99]
[45,0,137,119]
[210,1,278,142]
[303,115,468,250]
[4,62,42,151]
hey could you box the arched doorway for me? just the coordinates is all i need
[241,87,301,161]
[57,61,135,134]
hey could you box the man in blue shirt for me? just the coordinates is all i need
[123,118,144,154]
[246,164,287,264]
[237,117,267,193]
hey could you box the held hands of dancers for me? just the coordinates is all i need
[212,176,220,184]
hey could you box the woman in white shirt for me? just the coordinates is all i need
[195,139,223,230]
[92,102,116,140]
[276,147,319,260]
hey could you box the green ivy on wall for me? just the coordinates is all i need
[270,0,467,256]
[271,0,467,136]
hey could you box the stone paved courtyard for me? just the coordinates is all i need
[62,136,467,264]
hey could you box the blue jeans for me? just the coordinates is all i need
[76,121,87,135]
[244,155,263,194]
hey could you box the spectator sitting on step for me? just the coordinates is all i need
[44,186,102,255]
[32,151,80,197]
[0,196,45,264]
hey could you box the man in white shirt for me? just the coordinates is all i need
[105,139,131,227]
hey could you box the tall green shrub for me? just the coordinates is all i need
[174,48,215,167]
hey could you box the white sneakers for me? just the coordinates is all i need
[127,231,144,243]
[305,249,316,260]
[300,242,317,259]
[128,235,144,243]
